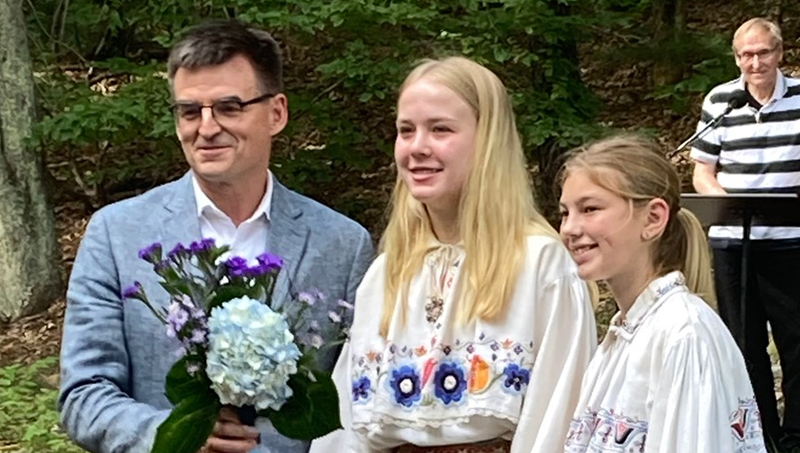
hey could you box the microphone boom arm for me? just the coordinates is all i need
[676,104,734,153]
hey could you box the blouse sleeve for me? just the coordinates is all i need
[647,334,767,453]
[511,273,597,453]
[309,339,387,453]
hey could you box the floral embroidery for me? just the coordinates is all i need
[564,408,648,453]
[352,334,535,410]
[433,362,468,405]
[389,365,422,407]
[730,397,765,450]
[501,363,530,393]
[352,376,371,402]
[468,355,491,392]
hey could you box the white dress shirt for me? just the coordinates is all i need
[191,171,272,262]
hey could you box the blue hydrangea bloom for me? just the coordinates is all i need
[352,376,371,402]
[206,296,301,411]
[502,363,530,393]
[389,365,421,407]
[433,362,467,405]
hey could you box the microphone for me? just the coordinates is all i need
[676,90,748,152]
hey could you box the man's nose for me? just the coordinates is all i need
[198,107,222,137]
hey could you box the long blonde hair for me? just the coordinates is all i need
[379,56,557,336]
[560,136,716,306]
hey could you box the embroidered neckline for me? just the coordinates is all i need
[611,271,686,337]
[424,245,461,325]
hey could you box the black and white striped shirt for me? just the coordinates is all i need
[690,70,800,239]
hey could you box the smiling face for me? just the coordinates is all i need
[734,28,782,94]
[559,169,654,285]
[172,54,287,190]
[394,78,477,216]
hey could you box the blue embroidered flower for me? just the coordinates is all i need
[502,363,530,393]
[389,365,421,407]
[352,376,371,402]
[433,362,467,405]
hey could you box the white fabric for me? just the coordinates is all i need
[191,170,272,262]
[311,235,597,453]
[689,70,800,240]
[564,272,768,453]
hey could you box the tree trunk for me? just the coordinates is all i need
[650,0,686,86]
[0,0,62,321]
[530,0,588,225]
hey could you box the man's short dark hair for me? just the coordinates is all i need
[167,19,283,94]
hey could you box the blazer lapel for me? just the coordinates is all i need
[268,179,309,308]
[159,172,203,258]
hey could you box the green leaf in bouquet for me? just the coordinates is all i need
[161,281,193,299]
[261,370,342,440]
[152,392,221,453]
[208,285,251,310]
[164,356,215,405]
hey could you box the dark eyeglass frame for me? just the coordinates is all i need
[172,92,277,121]
[735,46,778,62]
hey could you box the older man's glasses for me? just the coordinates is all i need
[172,93,276,123]
[736,47,778,63]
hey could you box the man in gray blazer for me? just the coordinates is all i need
[58,20,374,453]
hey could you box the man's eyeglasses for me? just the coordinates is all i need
[172,93,276,123]
[736,46,778,63]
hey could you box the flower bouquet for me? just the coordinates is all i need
[123,239,349,453]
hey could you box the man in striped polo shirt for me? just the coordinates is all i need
[691,17,800,451]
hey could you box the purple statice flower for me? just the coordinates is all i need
[168,243,189,262]
[122,281,144,300]
[138,243,163,264]
[256,253,284,271]
[190,238,216,256]
[154,260,171,277]
[225,256,249,278]
[244,262,276,278]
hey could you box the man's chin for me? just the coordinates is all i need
[192,167,231,184]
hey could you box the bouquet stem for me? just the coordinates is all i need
[237,405,258,427]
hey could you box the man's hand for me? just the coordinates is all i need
[201,407,260,453]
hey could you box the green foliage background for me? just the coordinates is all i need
[3,0,775,451]
[23,0,740,229]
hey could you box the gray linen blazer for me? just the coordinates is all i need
[58,173,374,453]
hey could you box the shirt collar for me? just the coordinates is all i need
[607,271,686,341]
[737,69,788,103]
[191,170,273,223]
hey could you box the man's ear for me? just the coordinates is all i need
[642,198,669,241]
[268,93,289,136]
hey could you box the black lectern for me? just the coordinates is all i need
[680,193,800,350]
